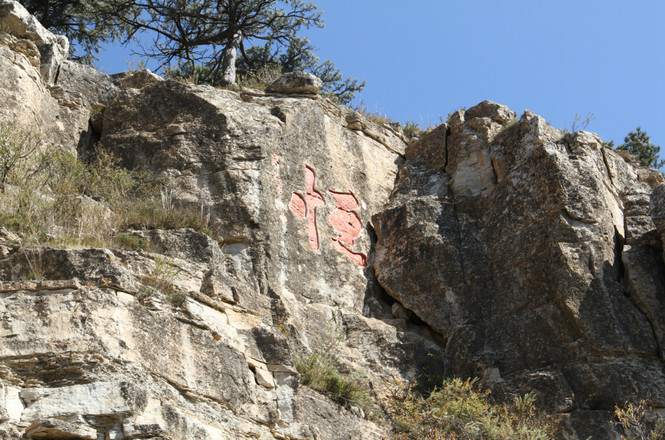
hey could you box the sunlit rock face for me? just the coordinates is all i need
[373,100,665,437]
[0,3,444,437]
[3,1,665,438]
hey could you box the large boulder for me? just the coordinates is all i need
[373,100,665,436]
[265,71,323,95]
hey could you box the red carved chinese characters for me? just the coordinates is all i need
[328,191,367,267]
[288,165,367,266]
[289,166,325,251]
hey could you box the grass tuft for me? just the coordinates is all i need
[295,328,374,414]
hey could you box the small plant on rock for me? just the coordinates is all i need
[614,400,665,440]
[295,327,373,413]
[403,120,425,139]
[139,256,188,307]
[115,234,150,251]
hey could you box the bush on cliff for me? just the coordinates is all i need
[614,400,665,440]
[295,327,375,416]
[385,378,558,440]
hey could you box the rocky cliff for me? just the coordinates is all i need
[1,2,665,439]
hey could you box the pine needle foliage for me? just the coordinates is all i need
[616,127,664,169]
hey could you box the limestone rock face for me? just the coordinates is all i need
[99,80,406,317]
[0,8,447,435]
[373,101,665,435]
[0,0,68,84]
[3,5,665,438]
[0,236,417,439]
[0,0,119,153]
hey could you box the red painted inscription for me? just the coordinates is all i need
[289,166,325,251]
[289,166,367,266]
[328,191,367,266]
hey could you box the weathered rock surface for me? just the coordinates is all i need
[2,3,665,438]
[0,0,119,154]
[265,71,323,95]
[0,237,413,439]
[98,78,407,319]
[373,101,665,436]
[0,0,68,84]
[0,5,446,438]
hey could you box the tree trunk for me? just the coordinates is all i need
[221,31,242,86]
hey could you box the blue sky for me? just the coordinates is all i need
[98,0,665,153]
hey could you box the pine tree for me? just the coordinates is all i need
[110,0,323,86]
[616,127,664,169]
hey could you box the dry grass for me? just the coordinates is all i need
[0,123,214,249]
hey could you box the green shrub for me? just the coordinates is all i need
[295,329,373,412]
[115,234,150,251]
[403,120,425,139]
[385,378,558,440]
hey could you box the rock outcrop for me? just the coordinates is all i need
[2,2,665,438]
[0,3,443,438]
[373,101,665,437]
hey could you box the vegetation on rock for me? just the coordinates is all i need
[295,328,374,413]
[385,378,559,440]
[114,0,321,85]
[294,325,559,439]
[0,122,213,248]
[137,255,188,306]
[614,400,665,440]
[613,127,664,169]
[168,35,365,104]
[21,0,365,103]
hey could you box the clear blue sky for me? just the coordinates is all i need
[98,0,665,152]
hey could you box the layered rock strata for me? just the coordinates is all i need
[0,3,443,438]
